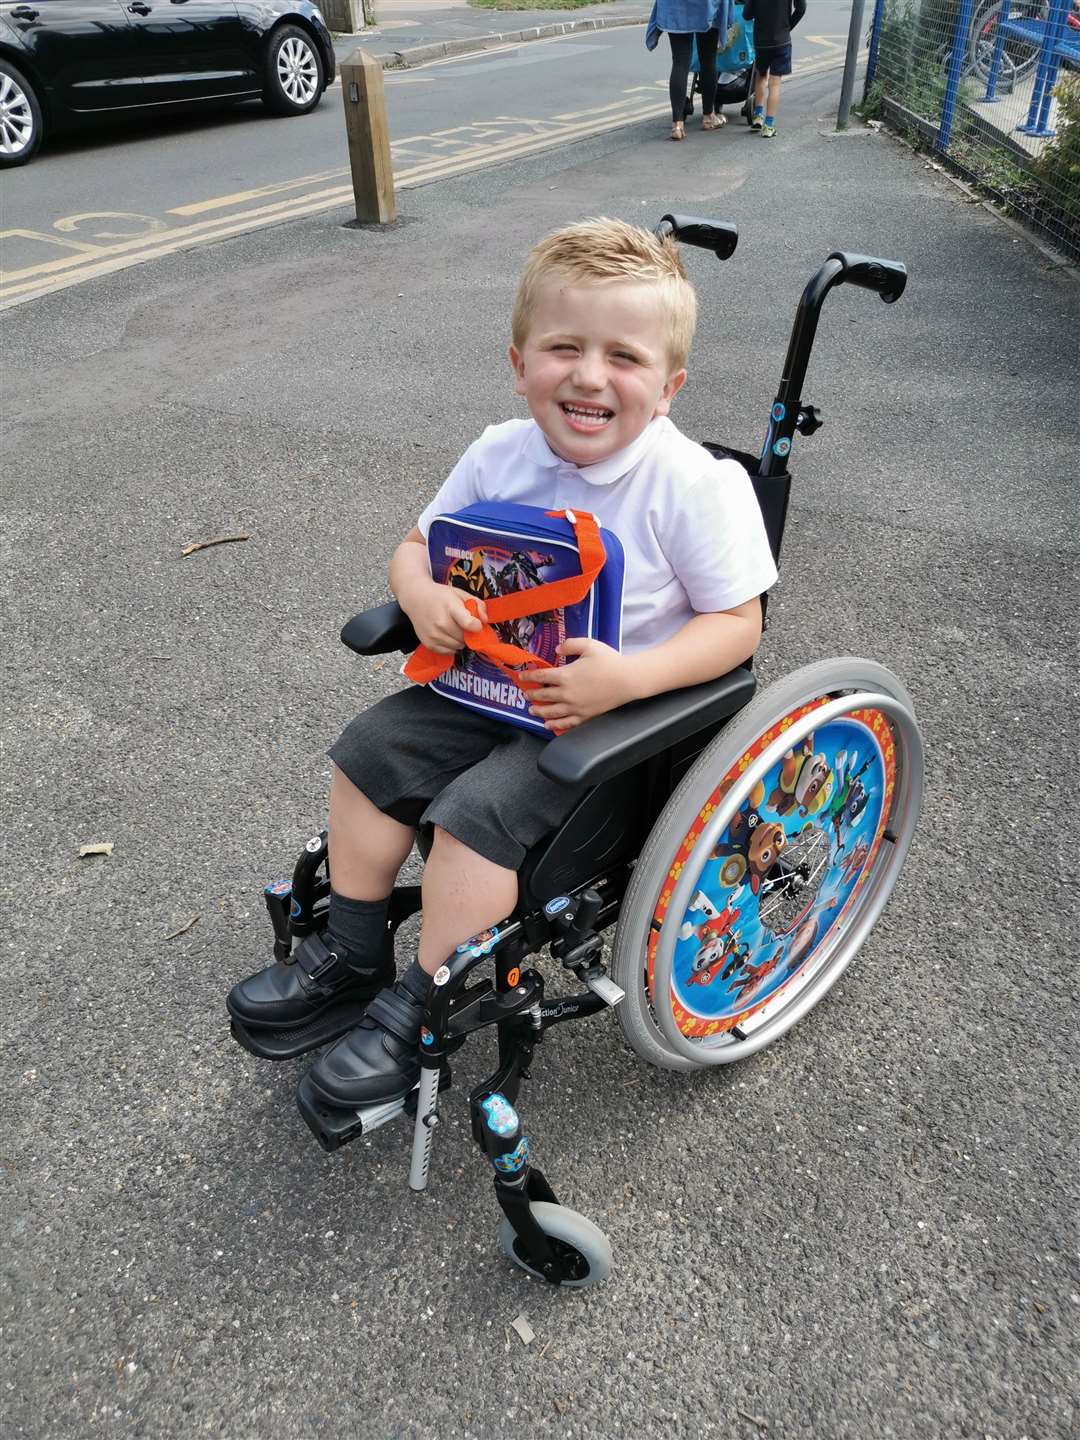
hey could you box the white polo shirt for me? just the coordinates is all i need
[417,416,778,655]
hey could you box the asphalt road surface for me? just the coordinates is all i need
[2,38,1078,1440]
[2,7,854,306]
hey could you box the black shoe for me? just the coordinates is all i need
[304,965,430,1109]
[226,931,393,1032]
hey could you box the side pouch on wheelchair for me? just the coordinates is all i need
[404,502,624,738]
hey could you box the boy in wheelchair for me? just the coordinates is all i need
[227,217,777,1111]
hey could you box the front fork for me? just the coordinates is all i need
[405,916,600,1284]
[406,914,542,1194]
[477,1092,575,1284]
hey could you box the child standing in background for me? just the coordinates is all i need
[743,0,806,136]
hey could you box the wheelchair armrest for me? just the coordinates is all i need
[537,668,757,788]
[340,601,418,656]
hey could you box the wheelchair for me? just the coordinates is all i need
[229,216,924,1288]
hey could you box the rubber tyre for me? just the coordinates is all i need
[498,1202,613,1288]
[262,24,325,117]
[611,658,923,1071]
[0,60,43,168]
[968,1,1045,84]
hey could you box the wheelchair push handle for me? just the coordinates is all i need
[828,251,908,305]
[758,248,908,477]
[655,213,738,261]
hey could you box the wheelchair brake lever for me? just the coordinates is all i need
[545,888,604,971]
[544,891,624,1005]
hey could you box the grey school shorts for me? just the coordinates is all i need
[328,686,586,870]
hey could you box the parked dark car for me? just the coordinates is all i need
[0,0,336,166]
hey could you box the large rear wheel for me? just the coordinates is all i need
[611,659,924,1070]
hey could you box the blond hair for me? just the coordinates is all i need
[511,217,697,371]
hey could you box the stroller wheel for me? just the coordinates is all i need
[743,72,756,125]
[686,68,699,119]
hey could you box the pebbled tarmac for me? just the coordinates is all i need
[2,63,1079,1440]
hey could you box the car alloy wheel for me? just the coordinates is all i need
[276,36,320,108]
[0,66,38,161]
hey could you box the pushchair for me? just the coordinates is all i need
[686,2,757,124]
[229,215,922,1289]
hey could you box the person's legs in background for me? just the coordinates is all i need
[697,28,724,129]
[761,71,783,136]
[668,31,693,138]
[752,63,768,128]
[754,44,791,135]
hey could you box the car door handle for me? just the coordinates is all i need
[128,2,152,12]
[10,6,40,19]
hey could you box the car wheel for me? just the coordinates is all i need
[0,60,43,167]
[262,24,325,117]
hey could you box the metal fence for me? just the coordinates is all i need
[863,0,1080,259]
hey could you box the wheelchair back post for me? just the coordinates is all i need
[758,252,908,477]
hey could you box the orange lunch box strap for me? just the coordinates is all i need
[404,509,606,686]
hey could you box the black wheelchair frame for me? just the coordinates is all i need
[238,216,910,1287]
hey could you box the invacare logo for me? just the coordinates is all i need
[440,666,530,711]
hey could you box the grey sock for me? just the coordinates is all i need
[398,958,431,1002]
[327,892,390,972]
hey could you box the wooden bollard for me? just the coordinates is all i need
[340,48,396,225]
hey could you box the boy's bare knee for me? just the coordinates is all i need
[430,824,462,852]
[430,825,487,864]
[329,762,362,804]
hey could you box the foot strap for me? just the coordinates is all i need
[366,984,425,1045]
[293,932,383,998]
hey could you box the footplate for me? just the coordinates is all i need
[229,996,374,1062]
[296,1067,453,1153]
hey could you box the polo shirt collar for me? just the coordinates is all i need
[522,417,667,486]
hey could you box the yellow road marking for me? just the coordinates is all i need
[0,227,102,256]
[1,50,851,309]
[169,167,348,216]
[53,211,168,240]
[0,102,666,300]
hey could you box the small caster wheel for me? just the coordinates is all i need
[498,1201,613,1288]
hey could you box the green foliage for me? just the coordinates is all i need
[868,0,990,117]
[1033,75,1080,227]
[866,0,1079,255]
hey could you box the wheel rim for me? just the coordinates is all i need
[510,1234,592,1284]
[276,37,319,105]
[969,3,1043,81]
[647,690,922,1064]
[0,72,35,157]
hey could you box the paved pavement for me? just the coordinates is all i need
[2,41,1078,1440]
[330,0,650,68]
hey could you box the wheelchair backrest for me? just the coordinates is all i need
[704,443,790,568]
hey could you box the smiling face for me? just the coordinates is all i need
[508,278,686,467]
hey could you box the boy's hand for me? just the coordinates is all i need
[525,639,639,731]
[403,581,487,655]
